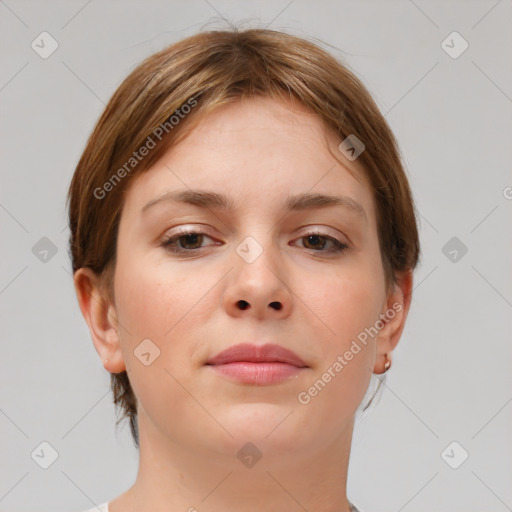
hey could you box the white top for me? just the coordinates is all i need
[83,503,109,512]
[83,500,359,511]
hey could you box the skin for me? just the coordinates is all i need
[74,96,413,512]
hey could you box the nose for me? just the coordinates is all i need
[223,237,293,320]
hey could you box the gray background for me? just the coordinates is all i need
[1,1,511,511]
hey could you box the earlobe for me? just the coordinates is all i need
[73,267,126,374]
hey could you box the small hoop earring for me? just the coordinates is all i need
[383,355,391,373]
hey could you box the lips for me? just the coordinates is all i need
[205,343,307,368]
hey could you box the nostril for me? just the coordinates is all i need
[236,300,282,310]
[238,300,249,310]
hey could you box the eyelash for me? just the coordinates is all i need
[160,229,349,255]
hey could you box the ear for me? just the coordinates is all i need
[73,267,126,374]
[373,268,413,374]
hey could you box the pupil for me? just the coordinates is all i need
[306,235,324,249]
[183,233,201,248]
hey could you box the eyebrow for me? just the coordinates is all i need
[141,189,367,222]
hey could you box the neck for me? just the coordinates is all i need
[114,412,356,512]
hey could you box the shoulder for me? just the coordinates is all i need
[81,502,109,512]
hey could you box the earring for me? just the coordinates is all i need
[383,355,391,373]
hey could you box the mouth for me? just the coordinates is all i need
[205,343,309,385]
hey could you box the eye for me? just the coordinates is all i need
[160,229,349,256]
[161,231,217,254]
[293,231,348,253]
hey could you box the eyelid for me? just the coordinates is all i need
[163,224,215,237]
[163,225,346,241]
[297,225,348,243]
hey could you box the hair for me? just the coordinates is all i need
[67,26,421,449]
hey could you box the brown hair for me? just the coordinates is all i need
[67,27,421,448]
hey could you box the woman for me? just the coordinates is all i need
[68,26,420,512]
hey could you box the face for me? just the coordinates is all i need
[97,96,399,465]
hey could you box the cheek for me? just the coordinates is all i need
[296,261,382,403]
[115,252,200,338]
[112,261,203,424]
[295,273,378,426]
[305,261,384,347]
[114,254,217,382]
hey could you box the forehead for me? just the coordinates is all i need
[181,95,333,151]
[123,96,376,225]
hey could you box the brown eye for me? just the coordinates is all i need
[176,233,204,250]
[302,234,328,250]
[294,232,348,254]
[161,231,216,254]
